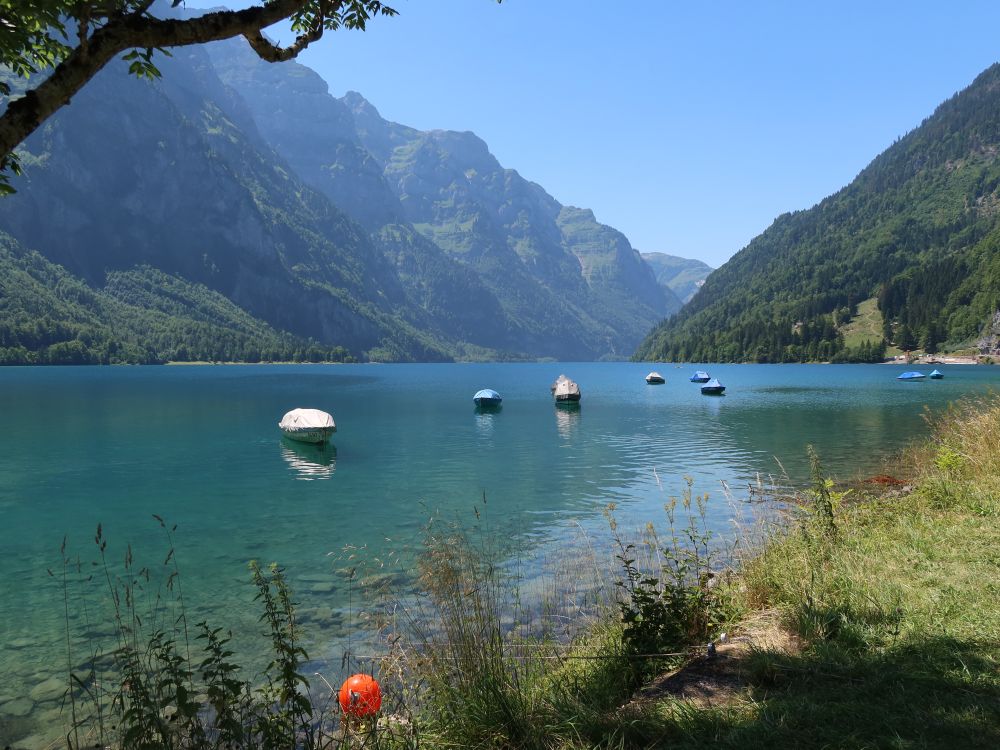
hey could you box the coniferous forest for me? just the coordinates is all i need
[634,64,1000,363]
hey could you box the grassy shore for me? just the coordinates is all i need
[393,397,1000,749]
[612,396,1000,749]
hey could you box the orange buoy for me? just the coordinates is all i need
[338,673,382,717]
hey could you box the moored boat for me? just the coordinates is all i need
[553,377,581,402]
[279,408,336,444]
[700,378,725,395]
[928,369,943,379]
[473,388,503,408]
[690,370,711,383]
[645,371,665,384]
[897,371,926,380]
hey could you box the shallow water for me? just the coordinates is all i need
[1,362,996,746]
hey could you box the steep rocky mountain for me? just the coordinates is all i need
[343,93,681,359]
[636,63,1000,363]
[640,252,714,303]
[207,39,679,359]
[0,35,677,362]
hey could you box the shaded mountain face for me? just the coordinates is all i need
[207,40,680,359]
[640,252,714,303]
[635,63,1000,364]
[1,36,677,362]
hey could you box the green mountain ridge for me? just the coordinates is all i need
[635,63,1000,363]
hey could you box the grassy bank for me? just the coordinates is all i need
[385,397,1000,748]
[36,397,1000,749]
[616,396,1000,749]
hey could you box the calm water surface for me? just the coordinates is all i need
[1,362,997,744]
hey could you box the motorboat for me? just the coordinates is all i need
[897,371,926,380]
[553,376,581,402]
[928,369,943,379]
[645,371,665,384]
[278,408,336,444]
[473,388,503,408]
[690,371,711,383]
[700,378,725,395]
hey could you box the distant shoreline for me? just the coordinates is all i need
[882,355,983,365]
[164,361,350,366]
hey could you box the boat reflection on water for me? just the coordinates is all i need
[281,440,337,480]
[475,409,498,436]
[554,401,581,439]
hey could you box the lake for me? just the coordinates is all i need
[1,361,997,746]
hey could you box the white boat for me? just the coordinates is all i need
[553,377,581,402]
[278,408,336,444]
[645,371,665,384]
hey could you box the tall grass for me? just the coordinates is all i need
[371,485,737,749]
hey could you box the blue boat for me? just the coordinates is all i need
[929,369,944,379]
[690,371,711,383]
[897,371,926,380]
[473,388,503,408]
[700,378,725,395]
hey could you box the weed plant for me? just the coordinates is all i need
[56,518,398,750]
[606,477,731,685]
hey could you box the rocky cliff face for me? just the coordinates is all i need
[976,310,1000,355]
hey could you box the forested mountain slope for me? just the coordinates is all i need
[0,234,351,364]
[635,63,1000,363]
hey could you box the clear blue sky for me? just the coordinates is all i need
[187,1,1000,267]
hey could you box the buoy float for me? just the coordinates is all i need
[338,673,382,717]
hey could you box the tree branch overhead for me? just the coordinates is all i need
[0,0,398,192]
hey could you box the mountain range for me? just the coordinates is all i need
[636,64,1000,363]
[639,253,714,303]
[0,32,683,364]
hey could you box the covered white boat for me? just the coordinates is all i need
[645,371,665,384]
[553,377,581,402]
[278,408,336,444]
[473,388,503,408]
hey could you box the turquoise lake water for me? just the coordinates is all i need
[1,361,998,745]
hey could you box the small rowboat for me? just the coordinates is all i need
[553,377,581,402]
[279,408,336,444]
